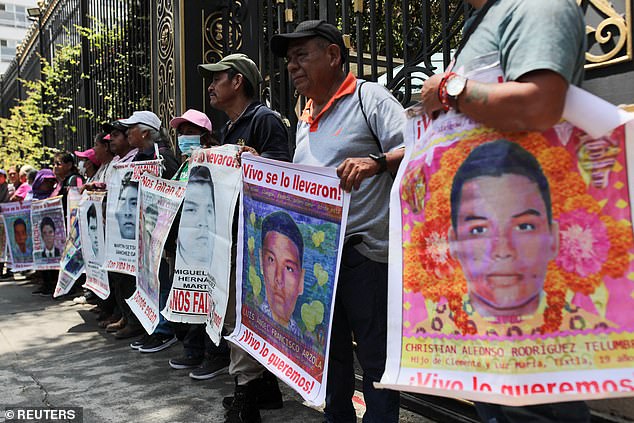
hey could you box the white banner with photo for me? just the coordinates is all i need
[1,201,33,271]
[228,154,351,405]
[127,173,186,334]
[78,191,109,299]
[54,201,85,298]
[104,160,161,276]
[163,145,242,346]
[30,196,65,270]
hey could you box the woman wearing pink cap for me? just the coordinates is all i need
[170,109,217,180]
[75,148,101,183]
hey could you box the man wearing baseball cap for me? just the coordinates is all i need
[271,20,405,422]
[198,53,291,422]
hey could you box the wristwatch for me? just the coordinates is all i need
[369,153,387,174]
[445,74,468,111]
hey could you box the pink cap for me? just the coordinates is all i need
[103,134,111,141]
[74,148,101,167]
[170,109,212,133]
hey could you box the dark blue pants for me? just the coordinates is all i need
[475,401,590,423]
[155,258,174,336]
[324,246,399,423]
[181,323,229,357]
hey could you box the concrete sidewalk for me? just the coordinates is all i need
[0,278,425,423]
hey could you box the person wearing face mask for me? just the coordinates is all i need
[163,111,231,373]
[75,148,101,183]
[169,109,218,180]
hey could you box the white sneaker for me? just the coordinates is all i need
[73,295,87,304]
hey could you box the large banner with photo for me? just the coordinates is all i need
[54,189,85,298]
[163,145,242,344]
[1,201,33,270]
[104,160,161,276]
[378,81,634,405]
[78,191,109,299]
[30,196,65,270]
[128,173,185,334]
[227,154,350,405]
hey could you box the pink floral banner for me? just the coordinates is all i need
[379,87,634,406]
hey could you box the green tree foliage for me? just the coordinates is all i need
[0,41,81,169]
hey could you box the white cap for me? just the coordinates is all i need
[118,111,162,132]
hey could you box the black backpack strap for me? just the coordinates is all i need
[357,80,383,154]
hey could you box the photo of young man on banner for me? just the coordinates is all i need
[53,188,85,298]
[30,196,65,270]
[164,145,241,346]
[78,191,109,299]
[228,154,350,406]
[1,202,33,271]
[104,160,161,276]
[127,172,185,334]
[380,77,634,405]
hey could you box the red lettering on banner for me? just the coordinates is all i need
[193,291,208,314]
[170,289,191,312]
[266,351,315,394]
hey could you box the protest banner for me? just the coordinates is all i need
[104,160,161,276]
[127,173,185,334]
[30,196,65,270]
[227,154,350,405]
[54,200,85,298]
[1,201,33,270]
[78,191,109,299]
[67,187,81,231]
[163,145,242,343]
[0,216,7,263]
[378,67,634,405]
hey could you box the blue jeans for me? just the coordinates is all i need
[475,401,590,423]
[324,246,399,423]
[155,258,174,336]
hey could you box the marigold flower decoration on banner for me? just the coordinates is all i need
[402,130,633,336]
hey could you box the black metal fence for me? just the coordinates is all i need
[253,0,470,131]
[1,0,632,156]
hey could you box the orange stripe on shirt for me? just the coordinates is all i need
[299,72,358,132]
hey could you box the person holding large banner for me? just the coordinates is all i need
[270,20,406,422]
[165,111,233,379]
[99,119,138,331]
[198,53,291,422]
[377,1,602,422]
[110,111,178,342]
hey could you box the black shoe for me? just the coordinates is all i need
[189,354,230,380]
[224,383,261,423]
[130,334,151,350]
[169,355,204,370]
[222,371,283,410]
[31,288,52,297]
[138,334,178,353]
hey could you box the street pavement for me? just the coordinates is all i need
[0,276,428,423]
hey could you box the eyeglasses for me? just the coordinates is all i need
[53,161,64,166]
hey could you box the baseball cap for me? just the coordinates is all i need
[102,120,127,134]
[198,53,263,89]
[0,169,6,177]
[118,111,162,132]
[270,20,347,62]
[170,109,213,133]
[75,148,101,167]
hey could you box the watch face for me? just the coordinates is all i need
[446,75,467,97]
